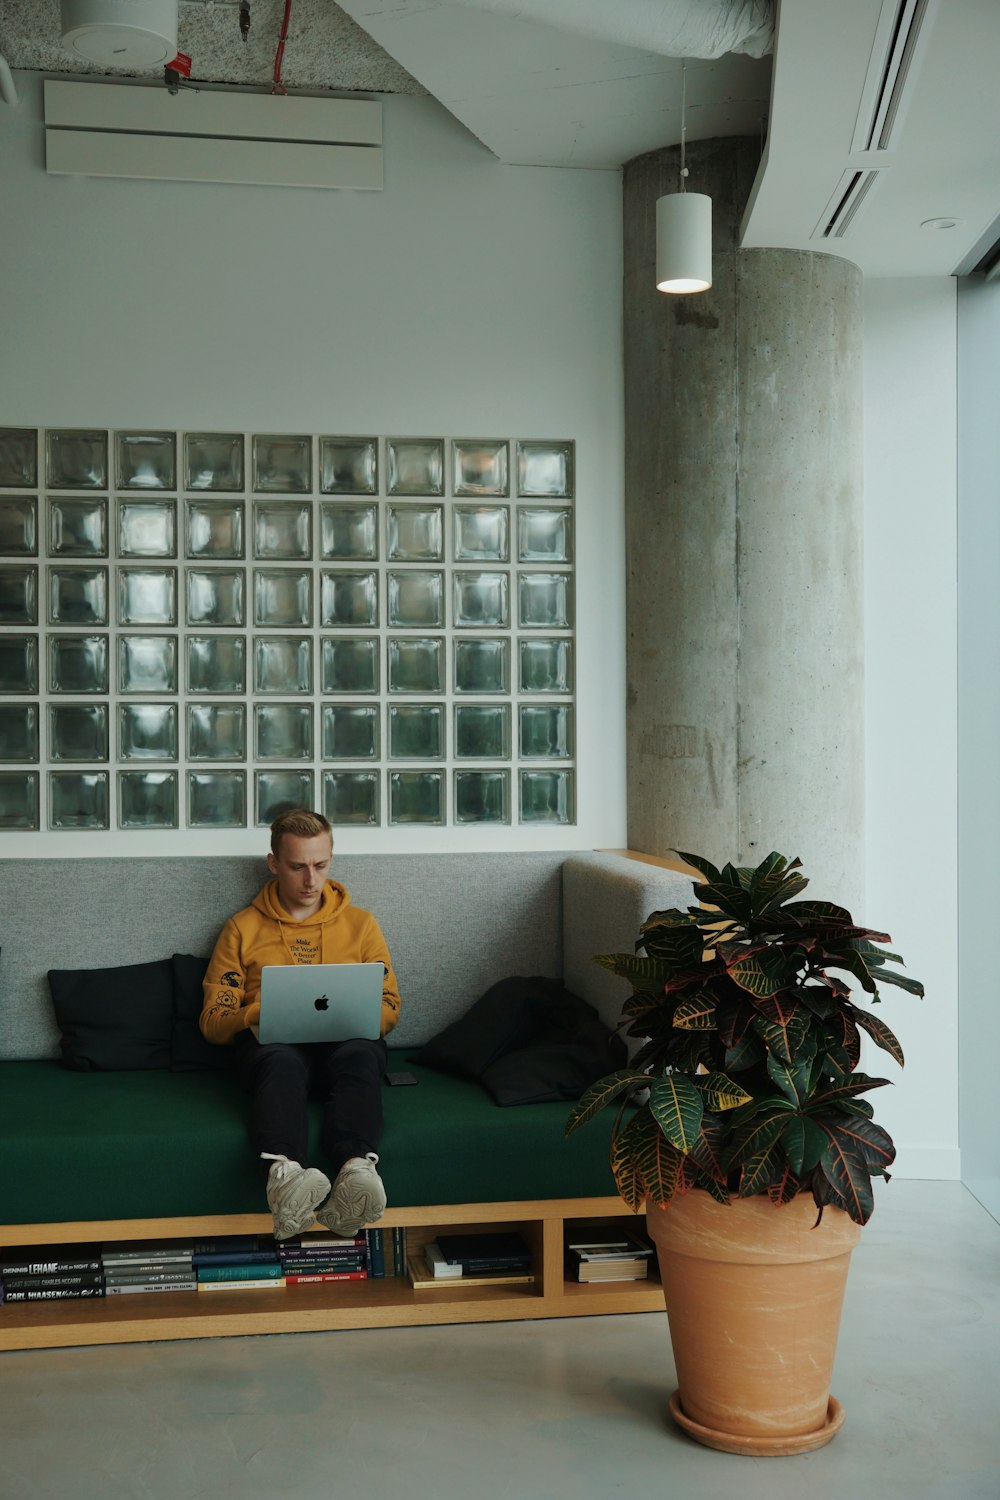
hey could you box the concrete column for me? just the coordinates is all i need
[623,137,864,906]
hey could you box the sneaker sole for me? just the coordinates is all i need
[316,1175,386,1236]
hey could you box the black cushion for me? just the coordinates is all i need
[170,952,230,1072]
[410,975,626,1106]
[48,958,175,1071]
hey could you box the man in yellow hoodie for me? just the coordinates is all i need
[200,808,402,1241]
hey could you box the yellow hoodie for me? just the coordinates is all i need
[200,878,402,1044]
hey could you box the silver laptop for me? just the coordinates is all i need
[257,963,384,1044]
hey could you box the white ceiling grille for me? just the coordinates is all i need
[814,168,883,240]
[852,0,936,153]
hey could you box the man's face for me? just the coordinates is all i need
[267,831,333,915]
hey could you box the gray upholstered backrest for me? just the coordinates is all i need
[0,850,694,1060]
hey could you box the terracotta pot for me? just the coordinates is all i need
[645,1191,861,1456]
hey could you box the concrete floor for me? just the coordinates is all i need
[0,1180,996,1500]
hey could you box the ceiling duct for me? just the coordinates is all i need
[852,0,936,153]
[442,0,775,58]
[60,0,179,70]
[814,168,883,240]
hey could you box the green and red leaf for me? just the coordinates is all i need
[649,1073,704,1154]
[565,1069,649,1136]
[850,1006,905,1066]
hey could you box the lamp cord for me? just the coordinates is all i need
[679,61,688,192]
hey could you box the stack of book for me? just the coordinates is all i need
[277,1232,368,1285]
[565,1227,655,1283]
[409,1231,533,1290]
[103,1241,196,1295]
[1,1245,105,1303]
[193,1236,283,1292]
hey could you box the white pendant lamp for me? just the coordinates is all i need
[655,64,712,295]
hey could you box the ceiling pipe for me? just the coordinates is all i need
[443,0,774,58]
[0,54,19,107]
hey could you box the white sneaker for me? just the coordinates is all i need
[261,1153,332,1241]
[316,1153,387,1237]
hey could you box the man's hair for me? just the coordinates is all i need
[269,808,333,857]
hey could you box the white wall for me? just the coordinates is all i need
[863,276,960,1181]
[0,75,626,855]
[956,276,1000,1223]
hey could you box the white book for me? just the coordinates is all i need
[424,1241,464,1280]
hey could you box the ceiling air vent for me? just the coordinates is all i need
[852,0,936,153]
[814,168,883,240]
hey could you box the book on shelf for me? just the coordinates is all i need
[102,1243,193,1266]
[391,1227,405,1278]
[279,1235,366,1259]
[102,1259,195,1279]
[406,1255,532,1291]
[2,1270,105,1294]
[106,1280,198,1296]
[192,1248,279,1268]
[104,1269,197,1288]
[1,1249,102,1277]
[192,1236,273,1256]
[423,1242,463,1280]
[434,1232,532,1273]
[197,1262,282,1283]
[2,1284,105,1302]
[198,1277,287,1292]
[284,1269,369,1285]
[571,1259,650,1283]
[364,1228,385,1278]
[277,1257,367,1274]
[565,1224,655,1283]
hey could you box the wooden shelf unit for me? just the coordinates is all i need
[1,1196,663,1352]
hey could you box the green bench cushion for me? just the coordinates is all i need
[0,1056,619,1226]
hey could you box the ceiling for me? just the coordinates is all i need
[1,0,998,279]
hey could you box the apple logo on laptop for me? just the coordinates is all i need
[314,995,330,1012]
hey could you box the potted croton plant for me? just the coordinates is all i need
[566,850,923,1456]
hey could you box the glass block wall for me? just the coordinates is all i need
[0,428,576,831]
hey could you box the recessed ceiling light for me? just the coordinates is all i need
[921,217,961,231]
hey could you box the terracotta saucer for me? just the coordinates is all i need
[667,1391,845,1456]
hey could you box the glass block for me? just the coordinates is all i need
[387,505,443,562]
[116,432,176,490]
[388,703,444,760]
[48,497,107,557]
[0,428,37,488]
[254,569,312,627]
[520,769,574,823]
[453,571,509,628]
[519,637,573,694]
[322,703,379,760]
[517,506,573,563]
[321,636,379,694]
[253,435,311,494]
[254,636,312,694]
[255,702,313,760]
[518,571,572,628]
[48,566,107,626]
[454,505,509,563]
[321,571,378,629]
[0,565,38,625]
[118,635,178,694]
[0,497,38,555]
[387,570,443,628]
[454,637,510,694]
[386,439,444,497]
[455,703,510,759]
[253,501,312,560]
[186,569,245,627]
[320,502,378,562]
[0,704,39,762]
[320,437,378,496]
[0,635,38,694]
[185,500,245,559]
[184,433,244,492]
[0,771,39,829]
[49,771,109,830]
[188,770,246,828]
[187,635,246,695]
[48,635,108,694]
[520,703,573,759]
[49,703,109,762]
[255,769,314,826]
[118,567,177,626]
[388,770,444,825]
[117,498,176,558]
[453,440,509,498]
[388,637,443,693]
[118,703,178,761]
[119,770,178,829]
[187,702,246,761]
[455,769,510,825]
[323,769,379,826]
[517,440,575,498]
[46,430,108,490]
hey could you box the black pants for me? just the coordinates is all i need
[233,1034,387,1178]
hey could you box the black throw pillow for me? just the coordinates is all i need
[48,958,175,1071]
[170,952,231,1072]
[408,976,550,1080]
